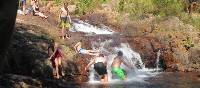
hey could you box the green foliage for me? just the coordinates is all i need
[153,0,184,17]
[73,0,110,15]
[117,0,185,19]
[53,0,62,6]
[179,13,200,31]
[191,17,200,31]
[183,36,194,50]
[117,0,155,19]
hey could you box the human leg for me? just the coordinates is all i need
[103,74,108,82]
[50,60,57,78]
[63,22,70,39]
[35,12,48,18]
[74,42,82,53]
[54,58,60,79]
[85,50,99,56]
[61,26,65,39]
[57,57,64,76]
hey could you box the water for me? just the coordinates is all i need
[71,20,160,82]
[156,49,161,72]
[81,72,200,88]
[69,20,200,88]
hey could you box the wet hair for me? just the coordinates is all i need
[63,2,68,11]
[117,51,123,56]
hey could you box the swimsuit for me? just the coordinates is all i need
[50,48,62,61]
[32,6,39,16]
[94,62,107,75]
[78,48,86,54]
[50,48,62,68]
[60,16,70,29]
[112,67,126,80]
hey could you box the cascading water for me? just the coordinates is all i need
[70,20,161,83]
[156,49,161,71]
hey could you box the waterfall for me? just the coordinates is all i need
[70,20,160,83]
[156,49,161,71]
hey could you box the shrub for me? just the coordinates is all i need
[153,0,185,17]
[183,36,194,50]
[117,0,155,19]
[74,0,110,15]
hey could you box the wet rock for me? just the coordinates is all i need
[128,36,167,68]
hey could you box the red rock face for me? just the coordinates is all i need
[127,36,177,70]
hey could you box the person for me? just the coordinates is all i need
[19,0,26,15]
[49,42,64,79]
[111,51,133,80]
[85,53,108,82]
[188,0,199,14]
[59,2,72,39]
[45,1,53,13]
[74,41,99,56]
[32,0,48,18]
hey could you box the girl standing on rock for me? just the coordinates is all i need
[49,41,64,79]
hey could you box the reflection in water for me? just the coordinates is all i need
[82,72,200,88]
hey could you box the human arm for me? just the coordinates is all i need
[74,42,81,53]
[32,5,39,13]
[85,59,95,71]
[49,47,58,60]
[66,8,72,24]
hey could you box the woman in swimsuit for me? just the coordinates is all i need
[32,0,48,18]
[49,42,64,79]
[74,41,99,56]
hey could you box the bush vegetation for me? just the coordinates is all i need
[47,0,200,30]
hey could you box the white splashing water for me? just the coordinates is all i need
[71,20,114,34]
[71,20,161,83]
[155,49,162,71]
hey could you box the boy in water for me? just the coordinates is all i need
[59,2,71,39]
[111,51,133,80]
[49,42,64,79]
[74,41,99,56]
[85,53,108,82]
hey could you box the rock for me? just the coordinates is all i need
[188,46,200,64]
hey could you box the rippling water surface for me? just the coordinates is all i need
[79,72,200,88]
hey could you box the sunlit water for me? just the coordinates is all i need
[69,20,200,88]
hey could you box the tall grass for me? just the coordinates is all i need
[117,0,155,19]
[153,0,184,17]
[73,0,110,15]
[117,0,185,18]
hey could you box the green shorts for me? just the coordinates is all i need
[60,20,70,29]
[112,67,126,80]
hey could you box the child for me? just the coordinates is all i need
[85,53,108,82]
[111,51,133,80]
[45,1,53,13]
[74,41,99,56]
[59,2,71,39]
[49,42,64,79]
